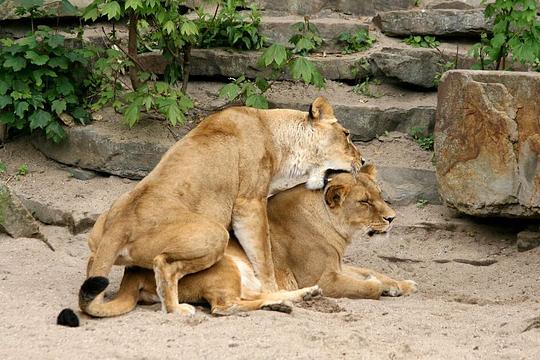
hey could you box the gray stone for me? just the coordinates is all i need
[0,0,90,20]
[435,70,540,218]
[255,0,415,16]
[67,167,97,181]
[374,9,491,37]
[369,47,444,89]
[517,230,540,252]
[139,48,368,81]
[32,108,177,180]
[425,0,476,10]
[378,166,441,205]
[259,16,368,53]
[0,184,42,239]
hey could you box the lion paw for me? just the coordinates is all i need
[173,303,196,316]
[398,280,418,296]
[302,286,323,301]
[261,300,293,314]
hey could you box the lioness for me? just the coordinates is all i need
[59,166,416,323]
[78,97,363,316]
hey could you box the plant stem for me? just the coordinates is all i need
[181,44,191,93]
[128,12,141,90]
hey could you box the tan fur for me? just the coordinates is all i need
[83,166,417,318]
[82,97,362,315]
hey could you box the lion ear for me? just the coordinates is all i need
[360,164,377,180]
[324,183,350,209]
[308,96,334,122]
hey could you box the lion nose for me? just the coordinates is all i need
[361,158,366,165]
[384,216,394,223]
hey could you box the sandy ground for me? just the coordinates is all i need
[1,138,539,359]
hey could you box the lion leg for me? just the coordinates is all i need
[232,198,278,292]
[343,265,418,297]
[318,271,383,300]
[153,219,229,315]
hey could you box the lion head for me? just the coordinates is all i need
[304,97,364,190]
[323,165,396,241]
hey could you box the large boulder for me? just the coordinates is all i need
[374,9,491,37]
[435,70,540,218]
[0,184,42,239]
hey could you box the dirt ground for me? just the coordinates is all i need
[1,138,540,360]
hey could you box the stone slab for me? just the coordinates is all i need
[0,0,89,20]
[374,9,491,37]
[378,166,441,205]
[0,184,42,239]
[435,70,540,218]
[256,0,415,16]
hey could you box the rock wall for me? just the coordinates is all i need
[435,70,540,218]
[255,0,415,15]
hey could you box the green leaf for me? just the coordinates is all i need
[25,51,49,65]
[245,94,268,109]
[83,4,99,21]
[0,162,6,173]
[45,121,66,143]
[124,102,141,127]
[15,101,29,118]
[56,77,75,96]
[32,69,56,87]
[28,109,53,130]
[0,80,9,95]
[72,107,90,124]
[290,56,314,83]
[164,20,175,35]
[46,34,65,49]
[0,95,12,109]
[102,1,122,21]
[48,57,69,69]
[166,102,184,126]
[61,0,79,15]
[0,112,15,126]
[125,0,142,10]
[3,56,26,71]
[259,44,288,68]
[218,83,241,100]
[180,21,199,37]
[51,99,67,115]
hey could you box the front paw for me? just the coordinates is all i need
[398,280,418,296]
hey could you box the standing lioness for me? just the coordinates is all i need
[80,97,362,315]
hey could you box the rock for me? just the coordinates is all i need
[139,49,368,82]
[374,9,491,37]
[369,47,444,89]
[378,166,441,205]
[435,70,540,218]
[0,0,90,20]
[259,16,368,53]
[31,108,177,180]
[67,167,97,181]
[425,0,477,10]
[516,231,540,252]
[0,184,42,239]
[256,0,415,16]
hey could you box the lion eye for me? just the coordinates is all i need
[343,130,350,136]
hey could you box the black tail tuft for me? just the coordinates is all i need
[80,276,109,302]
[57,308,80,327]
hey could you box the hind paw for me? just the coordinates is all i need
[261,300,293,314]
[302,286,323,301]
[398,280,418,296]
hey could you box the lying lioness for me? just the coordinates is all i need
[64,166,416,321]
[77,97,363,316]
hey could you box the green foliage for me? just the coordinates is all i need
[197,0,265,50]
[0,162,6,174]
[289,17,323,55]
[17,164,29,176]
[416,199,428,208]
[469,0,540,70]
[0,26,95,143]
[337,28,376,54]
[403,35,440,48]
[218,75,269,109]
[352,78,383,98]
[409,127,434,151]
[434,60,456,86]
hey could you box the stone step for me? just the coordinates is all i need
[32,80,436,180]
[139,43,475,89]
[259,16,368,53]
[255,0,416,16]
[374,9,491,37]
